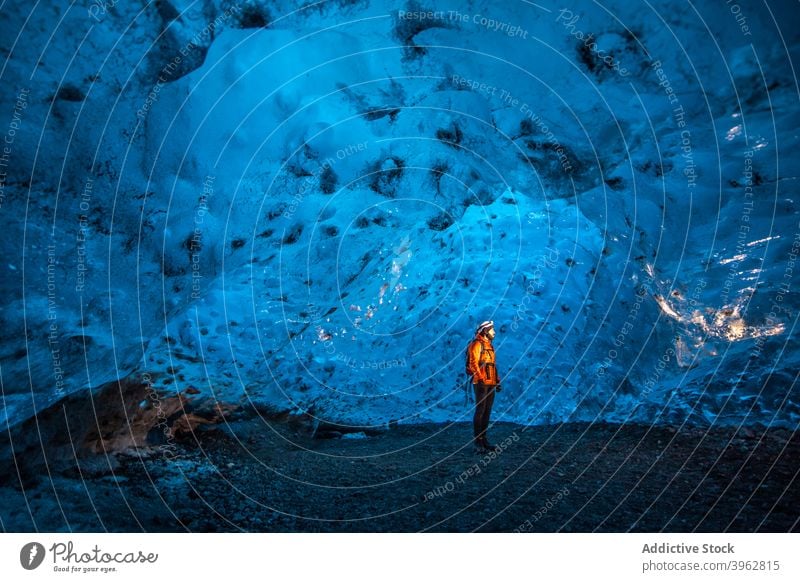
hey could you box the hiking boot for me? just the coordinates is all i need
[480,438,500,453]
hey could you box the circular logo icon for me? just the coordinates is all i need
[20,542,46,570]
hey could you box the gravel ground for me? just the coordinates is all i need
[2,419,798,532]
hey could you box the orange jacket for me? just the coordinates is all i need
[467,334,499,385]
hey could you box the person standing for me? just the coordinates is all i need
[466,320,502,452]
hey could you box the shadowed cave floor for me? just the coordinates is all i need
[2,419,798,532]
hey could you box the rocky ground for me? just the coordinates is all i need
[1,418,798,532]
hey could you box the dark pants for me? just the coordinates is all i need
[473,382,496,442]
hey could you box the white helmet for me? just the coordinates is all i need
[476,320,494,334]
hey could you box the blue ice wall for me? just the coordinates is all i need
[1,0,799,429]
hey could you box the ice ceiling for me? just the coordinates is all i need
[1,0,799,432]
